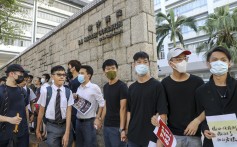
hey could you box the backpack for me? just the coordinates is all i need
[43,86,71,123]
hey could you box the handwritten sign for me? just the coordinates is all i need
[153,116,177,147]
[206,114,237,147]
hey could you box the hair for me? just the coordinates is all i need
[206,46,231,62]
[133,51,149,61]
[102,59,118,71]
[42,73,50,82]
[51,65,65,74]
[0,76,7,82]
[80,65,93,80]
[68,60,81,72]
[28,75,33,79]
[37,77,42,85]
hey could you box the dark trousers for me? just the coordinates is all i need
[76,118,97,147]
[0,132,29,147]
[103,126,126,147]
[127,140,147,147]
[46,122,73,147]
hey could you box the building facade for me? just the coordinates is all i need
[0,0,89,67]
[155,0,237,81]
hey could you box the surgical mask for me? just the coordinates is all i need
[14,75,24,84]
[210,60,228,76]
[52,80,54,84]
[41,78,45,84]
[106,71,117,80]
[135,64,149,76]
[173,60,187,73]
[77,74,85,83]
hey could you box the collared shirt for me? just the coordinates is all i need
[40,82,50,94]
[23,86,36,112]
[37,84,74,120]
[76,81,104,119]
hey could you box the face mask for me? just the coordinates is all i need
[135,64,149,76]
[172,60,187,73]
[67,68,73,80]
[106,71,117,80]
[14,75,24,84]
[77,74,85,83]
[210,60,228,76]
[52,80,54,84]
[41,78,45,84]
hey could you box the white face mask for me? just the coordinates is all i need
[172,60,187,73]
[41,78,45,84]
[210,60,228,76]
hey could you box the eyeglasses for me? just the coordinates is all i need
[53,73,67,77]
[171,57,189,62]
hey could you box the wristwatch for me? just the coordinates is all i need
[119,128,125,133]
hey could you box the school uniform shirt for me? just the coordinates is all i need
[195,73,237,147]
[76,81,105,119]
[37,84,74,120]
[23,86,36,112]
[40,82,50,94]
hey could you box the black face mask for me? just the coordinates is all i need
[67,68,73,80]
[15,75,24,84]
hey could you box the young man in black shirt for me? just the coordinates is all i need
[126,51,168,147]
[196,46,237,147]
[101,59,128,147]
[0,64,29,147]
[152,47,205,147]
[67,60,81,146]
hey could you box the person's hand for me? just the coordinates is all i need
[29,115,34,123]
[121,130,126,142]
[62,133,69,147]
[204,130,216,139]
[72,93,78,100]
[36,130,42,141]
[94,118,102,130]
[151,114,159,127]
[157,139,164,147]
[184,118,200,135]
[7,116,22,125]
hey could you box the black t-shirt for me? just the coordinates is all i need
[103,80,128,127]
[161,75,204,136]
[127,78,168,146]
[0,85,29,141]
[216,86,229,108]
[69,76,80,93]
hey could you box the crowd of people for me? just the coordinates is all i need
[0,46,236,147]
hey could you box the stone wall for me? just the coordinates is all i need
[0,0,157,88]
[0,0,157,146]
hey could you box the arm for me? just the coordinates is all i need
[36,105,45,141]
[101,101,106,122]
[62,106,72,147]
[94,85,105,129]
[0,115,22,124]
[120,99,127,141]
[125,112,130,134]
[184,111,205,135]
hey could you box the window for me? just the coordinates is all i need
[173,0,207,15]
[38,11,66,23]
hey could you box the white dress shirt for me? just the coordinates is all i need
[23,86,36,112]
[37,84,74,120]
[76,81,105,119]
[40,82,50,94]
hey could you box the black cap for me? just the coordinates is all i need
[5,64,26,73]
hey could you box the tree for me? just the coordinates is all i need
[0,0,55,44]
[196,6,237,62]
[0,0,24,44]
[156,9,198,56]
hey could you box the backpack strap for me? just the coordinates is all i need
[43,86,52,123]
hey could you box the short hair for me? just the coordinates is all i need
[68,60,81,72]
[42,73,50,82]
[102,59,118,71]
[37,77,42,84]
[28,75,33,79]
[80,65,93,80]
[133,51,149,61]
[0,76,7,82]
[206,46,231,62]
[51,65,65,74]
